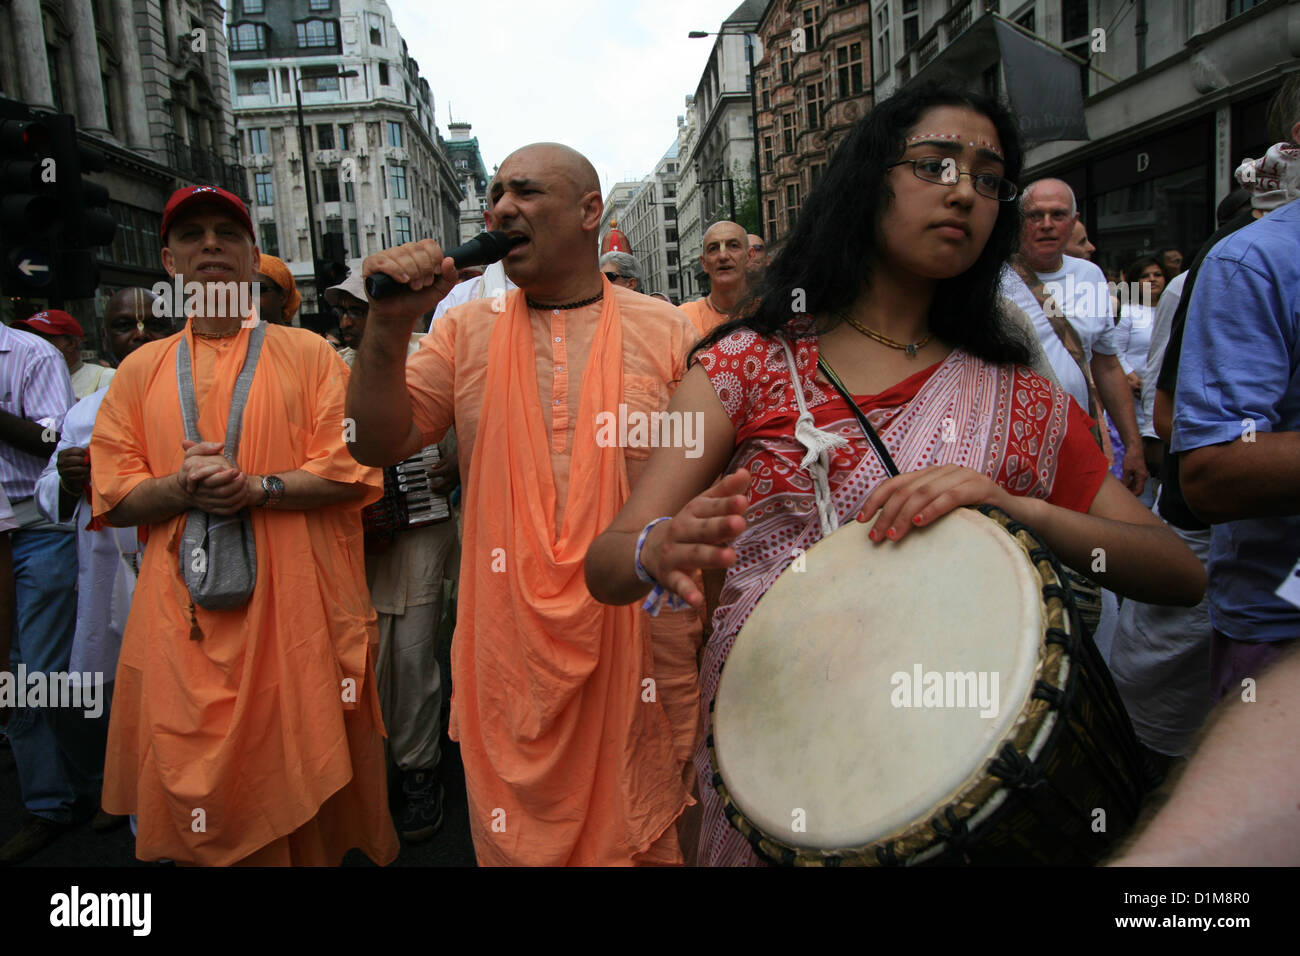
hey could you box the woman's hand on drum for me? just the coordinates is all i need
[641,469,752,606]
[856,464,1013,544]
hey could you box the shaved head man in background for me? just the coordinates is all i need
[680,220,750,338]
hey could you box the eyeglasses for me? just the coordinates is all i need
[603,272,624,283]
[889,157,1018,202]
[750,244,765,252]
[337,305,367,319]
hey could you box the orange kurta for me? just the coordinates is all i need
[89,320,397,867]
[408,282,702,865]
[678,297,727,339]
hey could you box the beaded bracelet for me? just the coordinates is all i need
[634,516,690,617]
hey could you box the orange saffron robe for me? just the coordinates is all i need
[407,281,702,865]
[89,322,398,866]
[678,298,727,339]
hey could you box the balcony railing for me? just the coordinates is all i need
[165,134,250,201]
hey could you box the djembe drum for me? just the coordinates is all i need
[709,505,1149,866]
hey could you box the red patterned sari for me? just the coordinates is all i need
[693,326,1108,866]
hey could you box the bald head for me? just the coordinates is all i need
[502,142,599,200]
[700,220,749,304]
[704,220,747,249]
[488,142,605,300]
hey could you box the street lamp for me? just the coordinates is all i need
[295,67,358,300]
[689,28,763,239]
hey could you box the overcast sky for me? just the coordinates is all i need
[387,0,748,196]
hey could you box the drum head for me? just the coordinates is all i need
[713,508,1044,852]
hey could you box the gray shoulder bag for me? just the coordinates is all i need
[176,322,266,615]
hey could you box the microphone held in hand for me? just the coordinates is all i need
[364,231,526,301]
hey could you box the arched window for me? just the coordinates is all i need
[230,22,266,51]
[296,19,337,49]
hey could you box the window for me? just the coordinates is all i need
[806,81,824,130]
[378,62,389,86]
[903,3,919,48]
[386,121,403,147]
[665,205,677,220]
[1016,8,1035,32]
[1061,0,1088,42]
[761,76,770,111]
[235,69,269,96]
[780,46,790,84]
[394,215,412,244]
[344,180,354,203]
[786,183,801,231]
[321,167,339,203]
[338,125,350,151]
[325,217,342,248]
[810,163,824,187]
[46,45,64,112]
[368,14,384,46]
[300,67,340,92]
[243,0,263,11]
[875,5,891,76]
[766,198,777,238]
[665,227,678,244]
[836,42,864,98]
[230,23,266,51]
[316,124,334,150]
[802,8,820,50]
[248,128,268,154]
[310,0,330,9]
[763,135,773,173]
[1227,0,1266,14]
[390,164,407,199]
[101,72,115,134]
[782,113,795,154]
[254,171,273,206]
[259,222,278,257]
[296,19,337,49]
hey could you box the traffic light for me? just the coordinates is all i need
[46,112,116,300]
[0,102,61,299]
[0,97,116,303]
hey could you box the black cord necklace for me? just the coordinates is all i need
[526,290,604,311]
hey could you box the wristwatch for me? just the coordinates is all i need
[259,474,285,507]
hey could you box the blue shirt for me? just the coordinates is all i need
[1171,199,1300,642]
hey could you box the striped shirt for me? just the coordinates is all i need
[0,323,76,501]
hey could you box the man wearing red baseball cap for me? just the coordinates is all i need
[12,310,114,401]
[84,184,399,866]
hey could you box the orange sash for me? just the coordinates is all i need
[452,279,685,865]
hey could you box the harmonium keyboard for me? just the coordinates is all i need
[361,443,452,552]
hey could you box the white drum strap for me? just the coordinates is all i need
[779,336,848,537]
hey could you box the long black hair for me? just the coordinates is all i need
[691,83,1029,366]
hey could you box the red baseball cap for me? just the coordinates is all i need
[13,309,84,338]
[161,184,254,243]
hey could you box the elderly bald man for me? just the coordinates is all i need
[680,220,749,337]
[346,142,704,866]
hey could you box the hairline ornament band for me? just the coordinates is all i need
[906,132,1004,160]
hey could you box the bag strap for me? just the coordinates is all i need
[175,321,267,460]
[816,353,901,478]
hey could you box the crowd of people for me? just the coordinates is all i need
[1,76,1298,867]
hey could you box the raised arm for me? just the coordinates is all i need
[346,240,458,467]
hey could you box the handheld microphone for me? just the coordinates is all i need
[364,231,526,301]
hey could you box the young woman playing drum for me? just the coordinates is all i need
[585,84,1205,866]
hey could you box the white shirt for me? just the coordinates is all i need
[1140,271,1187,440]
[429,261,518,329]
[70,362,115,400]
[35,386,140,677]
[1000,255,1118,410]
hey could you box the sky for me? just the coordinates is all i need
[387,0,748,197]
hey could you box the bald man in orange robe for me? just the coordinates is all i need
[679,220,750,338]
[89,185,398,866]
[347,143,703,866]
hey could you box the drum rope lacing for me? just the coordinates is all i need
[778,336,848,536]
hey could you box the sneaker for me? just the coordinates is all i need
[398,769,444,843]
[0,816,71,866]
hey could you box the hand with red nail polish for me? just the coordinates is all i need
[854,464,1014,545]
